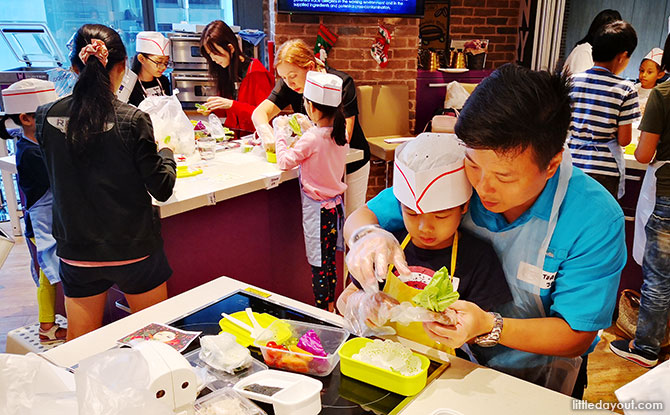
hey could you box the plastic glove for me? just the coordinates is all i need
[272,116,293,144]
[389,301,458,326]
[346,226,410,293]
[337,288,399,337]
[294,113,314,133]
[256,123,275,152]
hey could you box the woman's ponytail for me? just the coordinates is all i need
[331,106,347,146]
[67,24,126,155]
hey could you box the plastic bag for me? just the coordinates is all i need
[75,348,172,415]
[208,113,227,140]
[272,114,312,149]
[338,289,399,337]
[199,333,253,374]
[138,95,196,155]
[444,81,471,110]
[0,353,78,414]
[389,301,458,326]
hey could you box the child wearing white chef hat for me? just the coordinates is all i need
[275,71,349,311]
[128,31,172,106]
[337,133,511,347]
[0,79,66,344]
[636,47,666,115]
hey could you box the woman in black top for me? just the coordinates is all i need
[36,24,176,340]
[252,39,371,216]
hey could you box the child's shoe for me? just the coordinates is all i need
[39,324,67,345]
[609,339,658,368]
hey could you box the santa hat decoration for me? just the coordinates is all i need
[643,48,663,67]
[136,31,170,56]
[1,79,59,114]
[393,133,472,214]
[303,71,342,107]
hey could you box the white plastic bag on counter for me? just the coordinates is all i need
[138,94,196,155]
[0,353,78,414]
[444,81,471,110]
[75,348,172,415]
[615,359,670,415]
[199,333,253,374]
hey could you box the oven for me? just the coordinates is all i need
[171,70,215,110]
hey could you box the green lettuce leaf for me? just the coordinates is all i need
[411,266,459,312]
[289,115,303,136]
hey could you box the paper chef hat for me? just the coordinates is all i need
[393,133,472,214]
[303,71,342,107]
[643,48,663,67]
[136,31,170,56]
[1,79,58,115]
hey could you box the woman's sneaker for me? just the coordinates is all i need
[609,339,658,368]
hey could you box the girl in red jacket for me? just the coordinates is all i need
[199,20,273,131]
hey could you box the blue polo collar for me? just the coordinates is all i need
[470,165,561,232]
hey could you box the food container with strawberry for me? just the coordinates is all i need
[254,320,348,377]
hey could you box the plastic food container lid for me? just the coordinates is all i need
[194,387,267,415]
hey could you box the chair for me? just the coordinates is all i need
[356,84,411,187]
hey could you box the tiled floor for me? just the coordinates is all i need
[0,220,667,412]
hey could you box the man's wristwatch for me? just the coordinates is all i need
[474,312,503,347]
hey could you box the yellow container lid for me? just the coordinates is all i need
[338,337,430,396]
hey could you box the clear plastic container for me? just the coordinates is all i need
[184,347,268,387]
[194,387,267,415]
[254,319,348,377]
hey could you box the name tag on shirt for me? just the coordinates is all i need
[452,277,460,292]
[516,261,556,290]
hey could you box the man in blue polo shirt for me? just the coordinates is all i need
[343,64,626,398]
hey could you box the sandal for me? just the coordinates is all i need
[39,324,67,345]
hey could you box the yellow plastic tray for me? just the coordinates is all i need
[338,337,430,396]
[176,165,203,178]
[218,311,278,347]
[266,151,277,163]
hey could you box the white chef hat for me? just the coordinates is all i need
[303,71,342,107]
[393,133,472,214]
[643,48,663,68]
[1,79,58,114]
[136,31,170,56]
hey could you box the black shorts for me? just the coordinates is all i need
[59,249,172,298]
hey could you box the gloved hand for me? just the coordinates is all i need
[256,123,275,152]
[337,288,400,337]
[272,116,293,144]
[346,226,411,293]
[389,301,458,326]
[294,113,314,133]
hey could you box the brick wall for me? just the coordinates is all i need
[450,0,521,69]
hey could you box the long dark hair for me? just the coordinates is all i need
[306,100,347,147]
[67,24,126,153]
[577,9,621,46]
[200,20,246,98]
[0,114,26,140]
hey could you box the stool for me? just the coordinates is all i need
[5,314,67,354]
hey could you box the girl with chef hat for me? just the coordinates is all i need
[128,31,172,107]
[198,20,273,131]
[275,71,349,311]
[0,79,65,343]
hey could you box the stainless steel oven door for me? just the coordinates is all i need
[169,33,208,70]
[172,71,215,109]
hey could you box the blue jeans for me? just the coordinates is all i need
[634,196,670,356]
